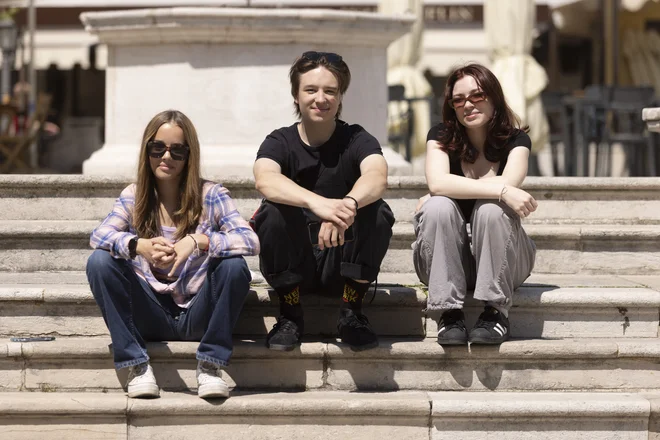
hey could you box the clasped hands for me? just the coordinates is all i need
[414,185,538,219]
[309,197,358,250]
[136,236,196,278]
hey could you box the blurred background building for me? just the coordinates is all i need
[1,0,659,176]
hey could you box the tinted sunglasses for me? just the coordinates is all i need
[147,140,190,161]
[450,91,487,109]
[302,51,343,66]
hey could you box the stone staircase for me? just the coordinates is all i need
[2,175,660,440]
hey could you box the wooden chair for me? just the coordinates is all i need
[0,93,52,173]
[0,104,17,136]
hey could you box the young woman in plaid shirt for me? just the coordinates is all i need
[87,110,259,399]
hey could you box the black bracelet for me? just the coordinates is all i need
[344,195,359,210]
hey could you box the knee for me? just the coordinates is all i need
[210,256,250,282]
[372,200,395,231]
[472,201,507,224]
[418,196,460,226]
[86,249,117,279]
[357,200,394,235]
[253,201,297,235]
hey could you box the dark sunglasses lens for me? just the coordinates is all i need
[325,53,342,64]
[169,145,189,161]
[451,98,465,108]
[302,51,342,65]
[472,92,486,102]
[303,51,321,61]
[147,141,166,158]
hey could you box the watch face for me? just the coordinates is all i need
[129,238,138,258]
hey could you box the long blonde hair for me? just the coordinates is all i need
[134,110,203,240]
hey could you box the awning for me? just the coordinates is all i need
[8,29,107,70]
[547,0,658,9]
[485,0,550,154]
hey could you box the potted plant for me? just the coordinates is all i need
[0,7,18,21]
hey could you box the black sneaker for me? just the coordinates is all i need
[266,316,302,351]
[436,309,468,345]
[337,308,378,351]
[469,306,510,344]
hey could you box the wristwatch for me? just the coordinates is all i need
[128,237,138,260]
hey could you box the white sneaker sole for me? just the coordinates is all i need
[128,382,160,398]
[198,382,229,399]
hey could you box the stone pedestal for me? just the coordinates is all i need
[81,8,414,177]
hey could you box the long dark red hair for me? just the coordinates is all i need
[438,63,528,163]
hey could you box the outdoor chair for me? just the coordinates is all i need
[600,86,657,176]
[0,93,52,173]
[581,85,611,176]
[541,91,571,176]
[575,85,657,176]
[0,105,17,136]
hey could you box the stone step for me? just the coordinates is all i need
[430,392,655,440]
[2,220,660,274]
[3,390,653,440]
[1,273,659,339]
[3,337,660,393]
[3,175,660,225]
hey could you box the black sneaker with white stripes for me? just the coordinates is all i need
[469,306,510,344]
[436,309,468,345]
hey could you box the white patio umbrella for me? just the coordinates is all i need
[552,0,660,88]
[646,31,660,94]
[484,0,549,154]
[622,30,652,87]
[622,29,660,96]
[379,0,432,160]
[621,0,660,11]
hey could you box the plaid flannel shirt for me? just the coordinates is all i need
[89,181,260,307]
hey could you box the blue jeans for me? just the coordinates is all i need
[86,249,250,369]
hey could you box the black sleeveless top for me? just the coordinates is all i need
[426,123,532,220]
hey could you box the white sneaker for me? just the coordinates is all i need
[126,362,160,398]
[196,361,229,399]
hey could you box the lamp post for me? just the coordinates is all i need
[0,18,18,105]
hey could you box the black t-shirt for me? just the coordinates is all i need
[256,120,382,199]
[426,123,532,220]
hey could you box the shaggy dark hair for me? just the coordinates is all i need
[289,52,351,119]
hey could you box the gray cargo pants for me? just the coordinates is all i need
[412,196,536,313]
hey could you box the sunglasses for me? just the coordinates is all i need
[147,140,190,161]
[449,91,487,109]
[302,51,343,66]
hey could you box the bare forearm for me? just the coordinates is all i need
[428,174,504,200]
[478,175,525,188]
[255,172,323,208]
[346,171,387,208]
[191,233,209,251]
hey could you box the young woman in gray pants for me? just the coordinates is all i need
[413,63,537,345]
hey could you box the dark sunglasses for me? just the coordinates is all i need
[302,51,343,66]
[450,91,487,109]
[146,140,190,161]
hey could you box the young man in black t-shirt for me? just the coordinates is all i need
[252,51,395,351]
